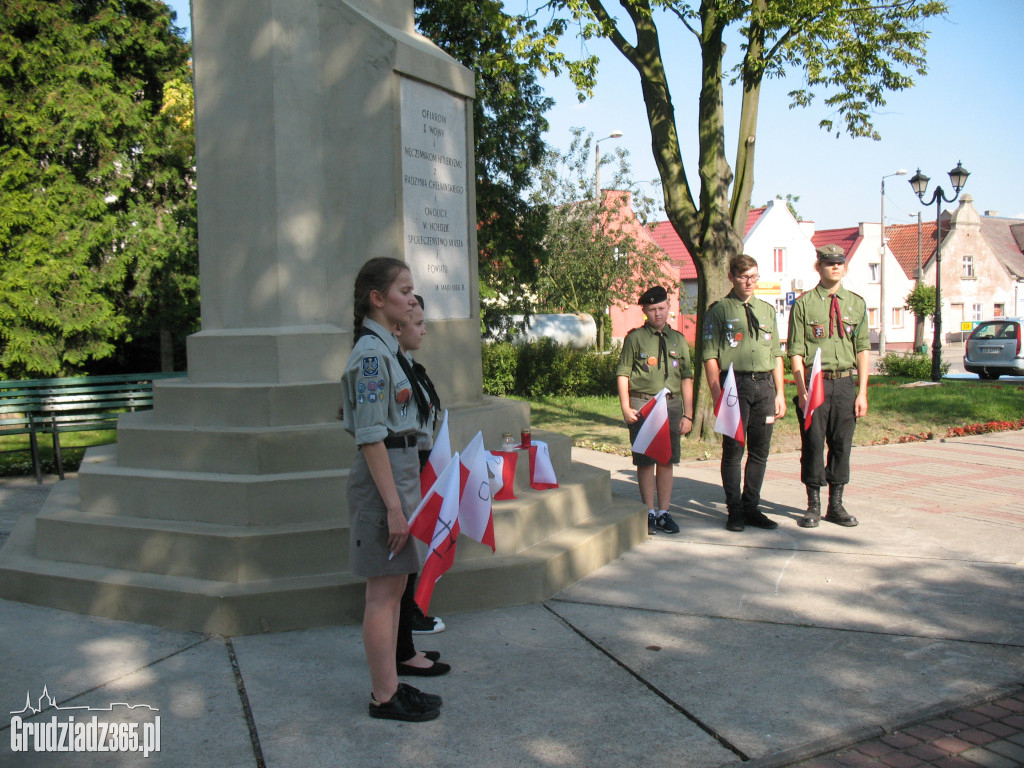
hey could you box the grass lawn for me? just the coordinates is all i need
[517,378,1024,462]
[0,430,116,477]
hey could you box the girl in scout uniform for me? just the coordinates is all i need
[340,258,442,722]
[393,295,448,678]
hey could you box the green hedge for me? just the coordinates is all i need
[482,339,621,397]
[876,351,950,378]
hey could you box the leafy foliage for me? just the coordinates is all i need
[876,350,948,378]
[530,128,667,349]
[416,0,553,332]
[481,338,620,397]
[0,0,195,378]
[904,282,936,320]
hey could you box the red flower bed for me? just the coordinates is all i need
[945,418,1024,438]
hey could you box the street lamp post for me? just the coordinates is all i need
[594,130,623,198]
[878,169,907,356]
[908,161,970,382]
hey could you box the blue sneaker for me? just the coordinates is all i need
[654,512,680,535]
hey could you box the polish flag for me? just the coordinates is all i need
[527,440,558,490]
[486,451,518,500]
[803,347,824,431]
[419,410,451,497]
[408,453,461,615]
[631,387,672,464]
[714,363,745,444]
[458,433,496,551]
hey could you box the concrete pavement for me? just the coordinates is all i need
[1,431,1022,767]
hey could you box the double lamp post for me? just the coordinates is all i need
[907,161,970,382]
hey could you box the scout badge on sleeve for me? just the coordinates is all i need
[361,356,379,376]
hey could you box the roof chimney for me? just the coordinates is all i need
[984,210,999,217]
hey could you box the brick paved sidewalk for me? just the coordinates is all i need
[795,692,1024,768]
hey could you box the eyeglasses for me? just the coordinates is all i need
[735,275,760,283]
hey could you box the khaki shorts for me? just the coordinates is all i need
[347,444,422,578]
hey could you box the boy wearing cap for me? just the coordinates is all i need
[616,285,694,534]
[702,255,787,533]
[787,245,870,528]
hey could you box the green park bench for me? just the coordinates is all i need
[0,372,187,483]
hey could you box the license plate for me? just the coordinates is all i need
[980,346,1002,354]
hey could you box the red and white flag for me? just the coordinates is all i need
[714,363,745,444]
[803,347,824,431]
[486,450,517,500]
[408,453,461,615]
[631,387,672,464]
[527,440,558,490]
[458,433,496,552]
[419,410,450,497]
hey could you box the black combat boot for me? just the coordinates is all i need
[797,486,821,528]
[825,484,858,526]
[725,506,745,532]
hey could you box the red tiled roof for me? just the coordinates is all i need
[885,221,942,279]
[811,227,860,260]
[643,208,768,281]
[646,220,698,279]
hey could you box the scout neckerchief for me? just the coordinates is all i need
[829,294,845,338]
[743,302,760,340]
[357,326,431,427]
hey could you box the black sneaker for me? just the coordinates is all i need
[409,609,446,634]
[654,512,680,534]
[744,508,779,530]
[369,683,440,722]
[648,512,657,535]
[398,682,442,709]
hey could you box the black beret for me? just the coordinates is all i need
[639,285,668,306]
[816,244,846,264]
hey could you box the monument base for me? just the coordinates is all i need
[0,432,642,635]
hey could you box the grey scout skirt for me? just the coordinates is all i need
[347,443,422,578]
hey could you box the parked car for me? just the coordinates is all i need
[963,317,1024,379]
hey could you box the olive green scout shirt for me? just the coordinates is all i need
[701,292,782,373]
[616,323,693,396]
[787,284,869,372]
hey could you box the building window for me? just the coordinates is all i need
[994,304,1004,317]
[868,308,878,328]
[891,307,904,328]
[868,263,880,282]
[773,248,785,273]
[972,304,983,321]
[775,298,786,316]
[962,255,975,279]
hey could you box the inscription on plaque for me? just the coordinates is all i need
[400,78,471,319]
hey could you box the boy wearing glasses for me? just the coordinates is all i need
[702,255,786,532]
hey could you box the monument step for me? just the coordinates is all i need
[152,377,343,427]
[37,460,614,576]
[0,491,643,635]
[115,411,357,474]
[77,446,349,525]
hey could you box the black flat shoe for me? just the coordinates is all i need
[424,650,441,662]
[397,660,451,677]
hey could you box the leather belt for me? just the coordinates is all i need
[725,371,773,382]
[383,434,417,449]
[632,392,674,399]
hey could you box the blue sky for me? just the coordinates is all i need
[165,0,1022,230]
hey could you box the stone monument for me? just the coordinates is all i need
[0,0,642,633]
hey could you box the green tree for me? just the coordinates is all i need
[415,0,554,333]
[0,0,194,378]
[531,128,667,349]
[522,0,946,438]
[905,282,935,349]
